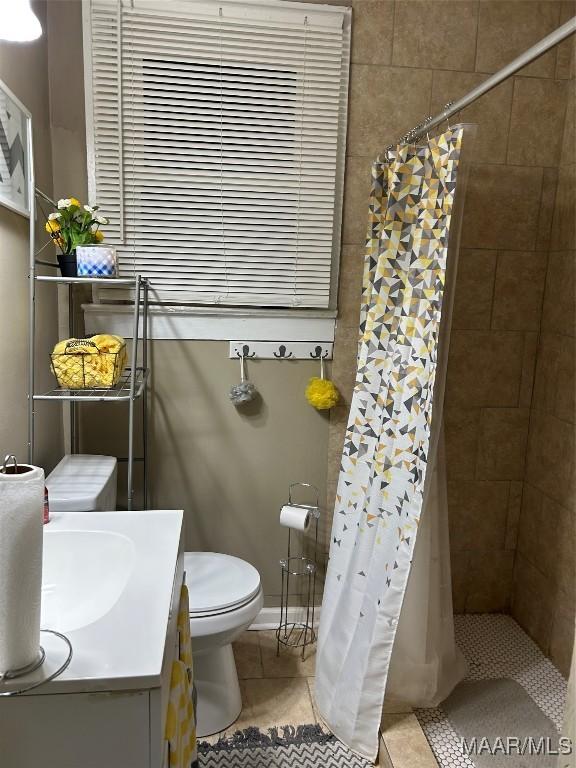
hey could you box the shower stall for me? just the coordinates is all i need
[316,14,576,766]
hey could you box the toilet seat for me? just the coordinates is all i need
[184,552,261,618]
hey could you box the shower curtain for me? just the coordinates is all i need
[315,127,466,761]
[384,429,468,706]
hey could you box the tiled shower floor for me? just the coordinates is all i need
[415,614,568,768]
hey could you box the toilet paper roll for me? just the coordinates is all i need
[0,463,44,674]
[279,504,311,532]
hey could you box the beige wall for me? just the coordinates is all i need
[0,1,63,471]
[511,61,575,676]
[327,0,574,620]
[79,343,328,603]
[46,0,87,202]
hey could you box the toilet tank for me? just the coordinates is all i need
[46,455,117,513]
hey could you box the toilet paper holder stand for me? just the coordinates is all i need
[276,483,320,660]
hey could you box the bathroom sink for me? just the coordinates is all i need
[41,530,135,633]
[0,510,182,695]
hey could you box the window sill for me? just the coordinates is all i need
[82,303,337,342]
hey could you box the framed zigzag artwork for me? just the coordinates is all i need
[0,79,32,218]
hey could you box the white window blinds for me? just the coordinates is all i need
[84,0,350,308]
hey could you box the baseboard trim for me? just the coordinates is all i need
[249,605,321,631]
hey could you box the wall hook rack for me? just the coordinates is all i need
[229,342,333,360]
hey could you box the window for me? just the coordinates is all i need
[84,0,351,310]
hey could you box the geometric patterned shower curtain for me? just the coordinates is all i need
[314,128,464,762]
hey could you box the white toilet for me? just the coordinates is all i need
[184,551,263,737]
[46,456,263,739]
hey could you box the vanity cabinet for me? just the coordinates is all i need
[0,544,184,768]
[0,690,151,767]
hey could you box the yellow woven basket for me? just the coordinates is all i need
[51,336,127,390]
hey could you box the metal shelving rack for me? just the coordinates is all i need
[28,267,150,511]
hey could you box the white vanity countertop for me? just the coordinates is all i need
[3,510,183,695]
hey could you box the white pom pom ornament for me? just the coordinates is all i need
[229,352,258,406]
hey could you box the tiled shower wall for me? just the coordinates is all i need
[511,74,575,676]
[327,0,574,627]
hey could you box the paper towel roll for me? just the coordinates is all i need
[0,463,44,674]
[279,504,311,532]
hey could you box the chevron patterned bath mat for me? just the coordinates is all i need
[198,725,372,767]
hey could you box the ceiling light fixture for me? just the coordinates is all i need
[0,0,42,42]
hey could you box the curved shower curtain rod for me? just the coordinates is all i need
[383,14,576,154]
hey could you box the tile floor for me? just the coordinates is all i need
[203,630,440,767]
[415,615,568,768]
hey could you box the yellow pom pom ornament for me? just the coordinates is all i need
[305,353,339,410]
[305,377,339,410]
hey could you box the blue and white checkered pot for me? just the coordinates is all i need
[76,245,117,278]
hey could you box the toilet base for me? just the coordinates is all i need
[194,643,242,738]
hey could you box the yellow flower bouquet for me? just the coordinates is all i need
[44,197,109,276]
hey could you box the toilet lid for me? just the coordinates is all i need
[184,552,261,615]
